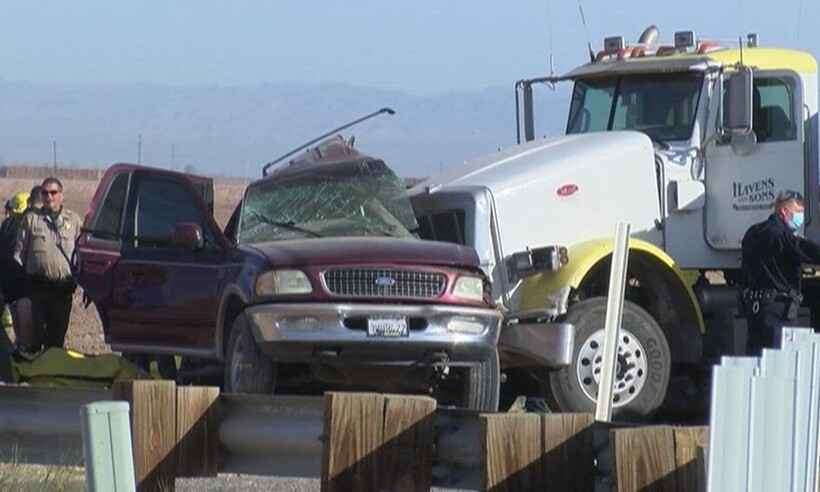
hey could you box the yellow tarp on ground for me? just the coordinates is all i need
[9,348,149,388]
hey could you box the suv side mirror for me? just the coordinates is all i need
[723,67,754,135]
[172,222,204,251]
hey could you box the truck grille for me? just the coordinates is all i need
[323,268,447,299]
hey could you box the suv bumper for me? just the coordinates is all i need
[245,302,502,365]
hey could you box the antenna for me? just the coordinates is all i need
[261,107,396,176]
[577,0,596,62]
[546,0,556,89]
[738,36,744,65]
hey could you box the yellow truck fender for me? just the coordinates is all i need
[518,238,705,334]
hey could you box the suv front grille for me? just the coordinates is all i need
[323,268,447,299]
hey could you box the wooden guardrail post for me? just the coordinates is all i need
[611,425,708,492]
[481,413,593,492]
[175,386,220,477]
[321,392,436,492]
[112,380,177,492]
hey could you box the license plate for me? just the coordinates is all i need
[367,317,409,338]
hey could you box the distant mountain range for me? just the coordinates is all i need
[0,80,570,177]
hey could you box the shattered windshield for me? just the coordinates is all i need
[238,159,418,244]
[566,73,703,142]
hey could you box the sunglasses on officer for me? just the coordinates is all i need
[41,188,61,196]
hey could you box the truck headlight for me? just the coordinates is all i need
[255,270,312,297]
[452,276,484,302]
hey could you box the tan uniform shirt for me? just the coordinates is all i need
[14,207,82,282]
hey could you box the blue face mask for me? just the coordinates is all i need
[789,211,805,231]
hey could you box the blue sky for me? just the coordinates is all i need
[2,1,818,94]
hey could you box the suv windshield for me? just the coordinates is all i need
[566,73,704,142]
[238,159,419,244]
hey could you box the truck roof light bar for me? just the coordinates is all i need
[604,36,626,54]
[674,31,697,50]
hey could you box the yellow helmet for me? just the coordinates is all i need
[10,191,30,214]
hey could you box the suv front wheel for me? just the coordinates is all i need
[224,313,276,394]
[463,350,500,411]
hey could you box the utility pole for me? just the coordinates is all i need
[137,134,142,164]
[52,140,57,171]
[171,143,176,169]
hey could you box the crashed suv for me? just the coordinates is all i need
[77,136,502,410]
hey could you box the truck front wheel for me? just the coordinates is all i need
[549,297,670,417]
[224,314,276,394]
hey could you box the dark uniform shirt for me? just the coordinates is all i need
[741,214,820,294]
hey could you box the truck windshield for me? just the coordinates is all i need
[566,73,703,142]
[238,160,419,244]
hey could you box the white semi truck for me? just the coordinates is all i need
[410,26,820,416]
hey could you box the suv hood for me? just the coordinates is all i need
[248,237,480,269]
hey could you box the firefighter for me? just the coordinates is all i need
[13,178,82,351]
[1,193,29,322]
[741,190,820,355]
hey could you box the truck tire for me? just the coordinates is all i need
[224,313,276,394]
[463,350,500,412]
[549,297,670,417]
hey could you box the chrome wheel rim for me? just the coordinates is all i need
[575,328,648,407]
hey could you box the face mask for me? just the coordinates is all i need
[789,211,805,231]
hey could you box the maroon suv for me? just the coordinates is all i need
[77,137,502,410]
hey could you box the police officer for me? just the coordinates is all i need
[13,178,82,350]
[741,190,820,355]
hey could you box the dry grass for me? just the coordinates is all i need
[0,446,84,492]
[0,174,246,355]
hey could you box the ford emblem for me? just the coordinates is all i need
[375,276,396,287]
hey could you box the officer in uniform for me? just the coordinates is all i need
[13,178,82,350]
[741,190,820,355]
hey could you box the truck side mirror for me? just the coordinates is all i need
[723,67,754,135]
[509,245,568,280]
[172,222,204,251]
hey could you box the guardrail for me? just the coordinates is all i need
[0,384,487,489]
[708,327,820,491]
[0,382,711,491]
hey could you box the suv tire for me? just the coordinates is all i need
[463,350,500,411]
[224,313,276,394]
[548,297,670,417]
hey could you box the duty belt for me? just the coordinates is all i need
[741,288,802,317]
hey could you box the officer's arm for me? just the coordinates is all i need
[789,235,820,264]
[12,218,29,267]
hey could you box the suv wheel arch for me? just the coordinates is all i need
[216,287,249,361]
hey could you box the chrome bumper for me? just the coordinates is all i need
[498,321,575,368]
[245,303,502,365]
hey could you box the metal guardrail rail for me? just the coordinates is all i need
[0,385,482,489]
[708,327,820,492]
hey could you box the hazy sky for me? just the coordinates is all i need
[2,1,819,94]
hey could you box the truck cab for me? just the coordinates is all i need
[410,26,819,416]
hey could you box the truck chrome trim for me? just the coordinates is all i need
[498,322,574,368]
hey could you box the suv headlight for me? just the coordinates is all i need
[452,275,484,302]
[255,270,312,297]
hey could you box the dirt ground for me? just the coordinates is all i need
[0,175,246,355]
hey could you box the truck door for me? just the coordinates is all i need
[705,71,805,249]
[111,171,226,351]
[76,170,131,337]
